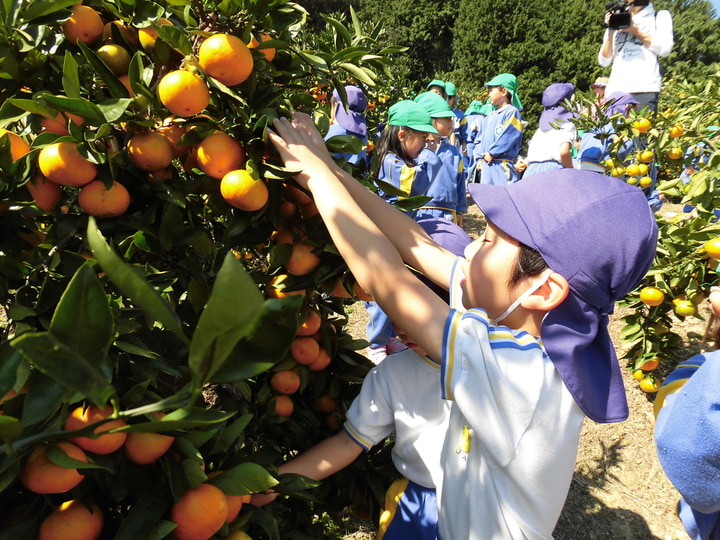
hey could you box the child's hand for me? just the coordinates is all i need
[268,113,336,189]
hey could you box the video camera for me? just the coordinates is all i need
[605,0,648,30]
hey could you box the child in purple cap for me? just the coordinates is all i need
[524,83,577,178]
[267,112,657,539]
[325,85,368,166]
[252,218,472,540]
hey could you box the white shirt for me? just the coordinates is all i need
[599,3,674,94]
[526,122,577,164]
[438,259,585,540]
[344,348,450,489]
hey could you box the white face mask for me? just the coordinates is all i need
[489,271,551,326]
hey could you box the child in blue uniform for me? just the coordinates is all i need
[413,91,467,226]
[268,113,658,539]
[366,100,439,363]
[252,218,473,540]
[655,287,720,540]
[444,82,468,154]
[464,100,495,182]
[324,85,368,167]
[474,73,524,185]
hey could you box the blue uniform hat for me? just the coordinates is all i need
[468,169,658,423]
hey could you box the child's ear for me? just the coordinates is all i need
[522,272,569,311]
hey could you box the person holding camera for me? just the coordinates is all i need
[598,0,673,113]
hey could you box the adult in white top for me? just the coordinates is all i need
[598,0,673,112]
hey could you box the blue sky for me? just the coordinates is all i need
[711,0,720,16]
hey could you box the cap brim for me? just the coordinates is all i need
[466,183,534,248]
[408,123,438,134]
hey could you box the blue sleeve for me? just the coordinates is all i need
[455,154,468,213]
[655,351,720,514]
[379,153,433,202]
[485,108,523,158]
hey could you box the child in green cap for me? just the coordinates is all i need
[414,91,468,227]
[473,73,524,185]
[364,99,440,363]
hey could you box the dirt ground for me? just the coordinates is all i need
[343,199,709,540]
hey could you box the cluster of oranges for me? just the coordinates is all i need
[12,400,255,540]
[0,2,279,223]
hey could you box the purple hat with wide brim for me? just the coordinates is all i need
[539,83,577,131]
[467,170,658,423]
[604,92,640,117]
[333,86,368,139]
[418,218,472,257]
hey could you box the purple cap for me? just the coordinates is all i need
[539,83,576,131]
[332,86,368,139]
[604,92,639,117]
[418,218,472,257]
[467,170,658,422]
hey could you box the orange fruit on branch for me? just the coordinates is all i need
[639,286,665,306]
[39,112,84,136]
[704,238,720,259]
[639,176,653,188]
[199,33,254,86]
[639,376,659,393]
[64,405,128,454]
[220,169,268,211]
[61,4,104,45]
[290,336,320,365]
[138,18,173,51]
[285,242,321,276]
[20,442,88,494]
[38,500,104,540]
[632,117,651,133]
[171,483,229,540]
[248,33,276,62]
[38,142,97,186]
[27,173,63,212]
[96,43,131,76]
[270,369,301,395]
[269,395,294,417]
[78,180,131,218]
[668,125,684,138]
[196,131,245,179]
[667,147,683,160]
[673,299,696,317]
[297,309,321,336]
[127,131,174,171]
[157,70,210,117]
[0,129,31,162]
[637,149,654,163]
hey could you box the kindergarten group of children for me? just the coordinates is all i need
[243,72,681,540]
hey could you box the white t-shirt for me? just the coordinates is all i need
[525,123,577,164]
[599,3,674,95]
[344,348,450,489]
[438,259,585,540]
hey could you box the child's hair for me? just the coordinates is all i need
[510,244,548,286]
[375,124,418,173]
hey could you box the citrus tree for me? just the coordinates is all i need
[573,72,720,394]
[0,1,405,538]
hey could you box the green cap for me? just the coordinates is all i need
[388,100,439,133]
[414,91,455,118]
[485,73,523,110]
[445,81,457,96]
[426,79,446,91]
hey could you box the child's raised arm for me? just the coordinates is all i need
[268,113,455,361]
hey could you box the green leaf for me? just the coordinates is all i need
[42,94,105,125]
[337,63,376,86]
[0,416,22,443]
[188,252,265,383]
[296,51,329,70]
[50,263,113,368]
[210,296,302,383]
[12,332,114,407]
[208,413,252,455]
[114,483,172,540]
[62,51,80,99]
[321,16,353,47]
[86,218,189,345]
[157,24,193,56]
[21,0,76,21]
[0,341,25,399]
[47,443,108,471]
[152,407,235,430]
[208,462,278,496]
[325,134,363,154]
[77,41,129,100]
